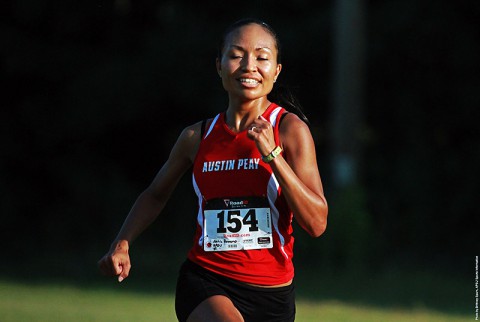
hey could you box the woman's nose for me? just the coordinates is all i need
[241,55,257,72]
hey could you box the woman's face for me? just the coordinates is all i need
[217,23,282,102]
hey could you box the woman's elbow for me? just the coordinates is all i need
[308,205,328,238]
[308,221,327,238]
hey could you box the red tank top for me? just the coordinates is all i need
[187,103,294,285]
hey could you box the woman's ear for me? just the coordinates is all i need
[274,63,282,82]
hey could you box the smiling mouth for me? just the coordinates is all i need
[238,78,260,86]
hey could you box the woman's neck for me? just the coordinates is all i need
[225,97,271,132]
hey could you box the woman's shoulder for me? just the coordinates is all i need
[182,117,216,137]
[177,116,217,149]
[279,112,310,135]
[278,111,313,150]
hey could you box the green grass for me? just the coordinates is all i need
[295,300,470,322]
[0,279,471,322]
[0,280,176,322]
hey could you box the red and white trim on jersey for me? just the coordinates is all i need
[188,103,294,286]
[267,174,289,260]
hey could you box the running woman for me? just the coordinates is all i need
[98,18,328,322]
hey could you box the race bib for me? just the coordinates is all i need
[203,196,273,252]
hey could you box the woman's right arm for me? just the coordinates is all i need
[98,122,202,282]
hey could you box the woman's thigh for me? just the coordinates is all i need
[186,295,244,322]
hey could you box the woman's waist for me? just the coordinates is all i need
[187,251,294,286]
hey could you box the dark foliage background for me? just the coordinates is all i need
[1,0,478,305]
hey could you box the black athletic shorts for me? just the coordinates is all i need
[175,259,295,322]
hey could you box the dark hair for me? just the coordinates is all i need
[269,84,309,125]
[218,18,309,125]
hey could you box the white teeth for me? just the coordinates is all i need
[239,78,259,84]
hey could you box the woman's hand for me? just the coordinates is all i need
[98,240,131,282]
[247,115,277,157]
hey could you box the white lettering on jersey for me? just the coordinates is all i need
[237,158,260,170]
[202,158,260,173]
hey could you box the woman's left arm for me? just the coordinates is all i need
[249,113,328,237]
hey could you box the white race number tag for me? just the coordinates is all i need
[203,197,273,252]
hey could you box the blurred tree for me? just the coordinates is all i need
[324,0,372,272]
[331,0,366,188]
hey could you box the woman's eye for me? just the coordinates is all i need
[258,57,269,61]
